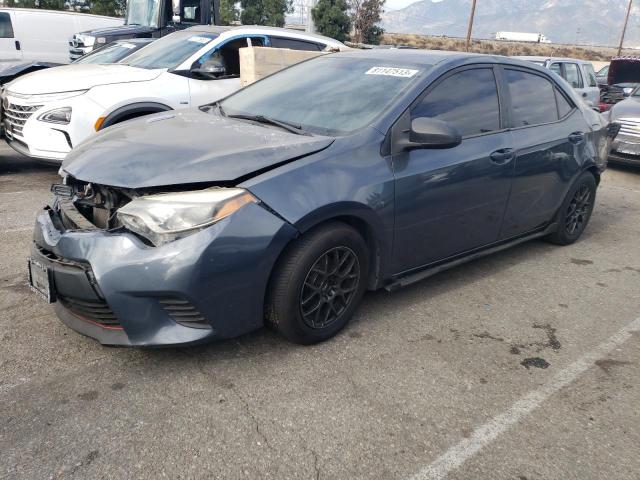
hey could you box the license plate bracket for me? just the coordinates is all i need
[28,258,56,303]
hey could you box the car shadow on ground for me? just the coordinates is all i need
[0,151,59,175]
[136,237,562,369]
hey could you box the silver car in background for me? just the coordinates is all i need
[608,87,640,166]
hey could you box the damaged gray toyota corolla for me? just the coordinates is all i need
[29,50,616,346]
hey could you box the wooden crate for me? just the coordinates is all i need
[239,46,327,87]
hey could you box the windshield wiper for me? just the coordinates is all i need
[226,112,308,135]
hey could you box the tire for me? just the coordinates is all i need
[266,222,369,345]
[545,171,597,245]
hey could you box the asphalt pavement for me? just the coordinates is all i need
[1,143,639,480]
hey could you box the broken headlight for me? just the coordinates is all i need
[116,188,258,246]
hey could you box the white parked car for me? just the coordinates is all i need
[1,25,345,163]
[0,8,122,65]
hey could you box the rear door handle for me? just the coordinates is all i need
[489,148,516,165]
[568,132,585,144]
[15,40,20,51]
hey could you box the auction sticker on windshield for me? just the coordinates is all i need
[365,67,419,78]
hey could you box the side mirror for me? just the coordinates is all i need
[405,117,462,149]
[191,58,226,79]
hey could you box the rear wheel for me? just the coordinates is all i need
[266,222,369,344]
[545,172,597,245]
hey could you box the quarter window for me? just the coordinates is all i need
[412,68,501,137]
[549,63,562,76]
[564,63,583,88]
[555,89,574,118]
[0,13,13,38]
[505,69,558,127]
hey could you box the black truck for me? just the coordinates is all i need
[69,0,220,61]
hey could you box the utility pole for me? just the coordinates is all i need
[618,0,633,55]
[465,0,477,52]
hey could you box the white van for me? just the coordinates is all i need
[0,8,122,64]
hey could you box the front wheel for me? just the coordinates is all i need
[266,222,369,344]
[545,171,597,245]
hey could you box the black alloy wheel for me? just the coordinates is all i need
[565,184,592,236]
[266,222,369,344]
[546,171,597,245]
[300,246,360,330]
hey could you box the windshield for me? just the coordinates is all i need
[75,42,147,64]
[220,56,428,135]
[122,31,217,69]
[126,0,161,27]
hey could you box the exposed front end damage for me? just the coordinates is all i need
[32,178,298,346]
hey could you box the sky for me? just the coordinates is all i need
[384,0,441,12]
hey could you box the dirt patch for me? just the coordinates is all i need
[595,359,633,374]
[570,258,594,265]
[521,357,550,369]
[383,33,635,61]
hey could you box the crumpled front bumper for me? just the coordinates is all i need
[32,202,297,346]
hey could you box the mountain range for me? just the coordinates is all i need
[381,0,640,46]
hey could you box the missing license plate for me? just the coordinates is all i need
[28,258,55,303]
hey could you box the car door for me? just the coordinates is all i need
[0,11,22,62]
[391,66,516,273]
[187,35,266,107]
[499,67,586,238]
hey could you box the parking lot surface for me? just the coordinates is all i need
[1,143,639,480]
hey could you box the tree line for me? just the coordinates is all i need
[6,0,385,45]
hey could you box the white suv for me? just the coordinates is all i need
[1,25,345,163]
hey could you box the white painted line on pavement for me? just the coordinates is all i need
[0,191,28,195]
[408,317,640,480]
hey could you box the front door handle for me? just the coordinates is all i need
[568,132,585,144]
[489,148,516,165]
[15,40,20,51]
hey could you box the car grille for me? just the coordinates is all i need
[159,297,211,329]
[3,102,42,139]
[59,295,121,328]
[616,117,640,140]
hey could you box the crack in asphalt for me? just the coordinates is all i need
[231,383,273,451]
[190,351,274,452]
[312,447,321,480]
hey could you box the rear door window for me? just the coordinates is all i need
[412,68,501,137]
[0,12,14,38]
[269,37,323,51]
[564,63,583,88]
[505,69,559,127]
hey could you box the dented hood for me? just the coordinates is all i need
[62,109,334,188]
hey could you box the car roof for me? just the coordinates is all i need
[326,48,547,69]
[516,55,593,64]
[184,25,346,48]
